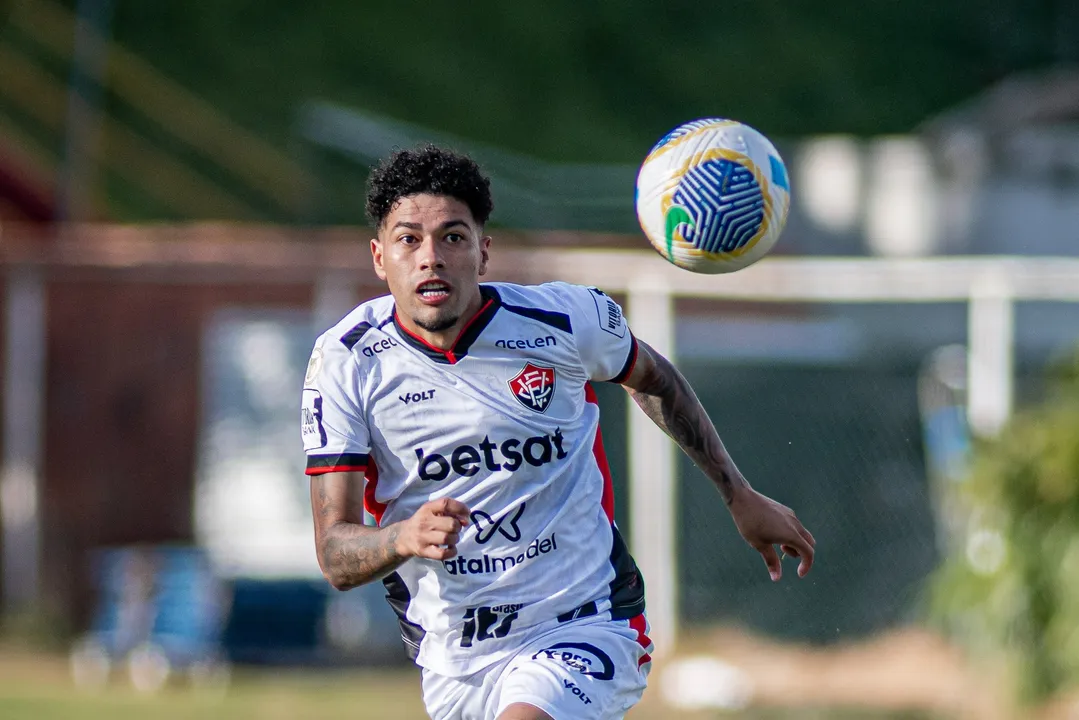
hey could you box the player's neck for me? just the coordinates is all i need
[398,287,486,351]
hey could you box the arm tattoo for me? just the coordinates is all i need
[312,477,406,588]
[626,350,748,505]
[321,523,405,588]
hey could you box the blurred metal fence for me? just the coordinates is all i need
[297,101,642,232]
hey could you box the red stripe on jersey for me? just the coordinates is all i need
[393,312,450,358]
[451,298,495,348]
[629,613,653,667]
[305,464,366,476]
[585,383,615,524]
[363,457,387,525]
[393,298,494,365]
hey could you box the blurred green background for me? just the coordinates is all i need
[3,0,1079,223]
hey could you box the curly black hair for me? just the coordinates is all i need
[365,144,494,228]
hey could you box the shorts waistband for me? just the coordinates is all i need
[556,600,598,623]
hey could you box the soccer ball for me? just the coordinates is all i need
[635,118,791,274]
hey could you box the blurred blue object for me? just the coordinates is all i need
[70,545,231,692]
[922,404,972,484]
[72,546,157,668]
[220,577,405,666]
[72,544,412,684]
[917,344,974,562]
[145,547,230,661]
[221,578,328,665]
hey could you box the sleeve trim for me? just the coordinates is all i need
[306,452,369,475]
[609,334,639,384]
[306,465,367,476]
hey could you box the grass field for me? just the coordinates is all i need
[0,631,965,720]
[4,626,1077,719]
[0,655,937,720]
[0,646,427,720]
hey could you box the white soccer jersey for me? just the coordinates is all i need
[301,281,647,677]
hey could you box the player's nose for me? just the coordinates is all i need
[416,236,446,270]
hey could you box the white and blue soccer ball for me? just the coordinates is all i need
[635,118,791,274]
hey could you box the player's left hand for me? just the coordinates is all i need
[728,487,815,582]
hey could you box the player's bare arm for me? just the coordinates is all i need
[621,338,816,581]
[310,472,471,589]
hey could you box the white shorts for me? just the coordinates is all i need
[421,615,653,720]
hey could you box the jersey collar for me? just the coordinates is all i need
[391,285,501,364]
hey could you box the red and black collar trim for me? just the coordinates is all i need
[392,285,501,364]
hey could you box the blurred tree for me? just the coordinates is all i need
[927,350,1079,705]
[31,0,1077,221]
[86,0,1070,157]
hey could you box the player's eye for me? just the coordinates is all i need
[399,234,418,244]
[445,233,464,243]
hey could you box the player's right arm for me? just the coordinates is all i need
[310,473,471,590]
[302,333,470,590]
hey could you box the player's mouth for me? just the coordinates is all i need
[415,279,453,306]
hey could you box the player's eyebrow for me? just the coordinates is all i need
[391,219,471,232]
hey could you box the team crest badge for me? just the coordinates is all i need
[508,363,555,413]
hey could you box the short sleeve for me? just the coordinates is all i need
[556,283,639,383]
[301,336,371,475]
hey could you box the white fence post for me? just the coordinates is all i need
[2,267,46,613]
[967,270,1015,437]
[626,278,677,657]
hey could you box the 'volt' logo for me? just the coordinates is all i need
[399,389,436,404]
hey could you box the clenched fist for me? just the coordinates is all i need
[395,497,472,561]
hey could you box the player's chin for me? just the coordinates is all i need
[413,306,459,333]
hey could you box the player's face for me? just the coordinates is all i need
[372,194,491,340]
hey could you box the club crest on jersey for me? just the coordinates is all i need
[509,363,555,413]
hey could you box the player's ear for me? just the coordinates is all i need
[371,237,387,281]
[478,235,491,277]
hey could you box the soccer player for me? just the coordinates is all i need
[301,145,815,720]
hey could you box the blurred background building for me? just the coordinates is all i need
[2,0,1079,716]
